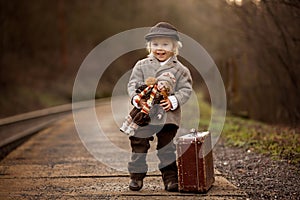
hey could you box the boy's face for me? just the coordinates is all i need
[150,37,174,62]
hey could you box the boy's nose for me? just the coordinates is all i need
[156,48,165,52]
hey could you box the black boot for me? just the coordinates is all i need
[128,173,146,191]
[160,161,179,192]
[129,179,143,191]
[165,180,178,192]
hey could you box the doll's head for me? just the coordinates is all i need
[157,72,176,94]
[145,77,157,86]
[145,22,182,61]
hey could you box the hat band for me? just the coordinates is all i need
[145,27,180,41]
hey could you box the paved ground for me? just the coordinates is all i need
[0,99,248,199]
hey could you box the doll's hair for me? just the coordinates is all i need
[145,77,157,86]
[160,89,169,99]
[146,39,182,56]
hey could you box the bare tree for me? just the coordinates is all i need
[225,0,300,125]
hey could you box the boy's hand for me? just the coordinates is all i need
[160,99,172,111]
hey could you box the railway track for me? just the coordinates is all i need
[0,100,106,160]
[0,106,69,160]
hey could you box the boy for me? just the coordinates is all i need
[127,22,193,192]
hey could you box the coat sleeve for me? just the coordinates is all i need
[128,61,144,99]
[173,66,193,106]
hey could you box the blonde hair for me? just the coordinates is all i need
[146,39,183,56]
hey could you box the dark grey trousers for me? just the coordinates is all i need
[128,124,178,184]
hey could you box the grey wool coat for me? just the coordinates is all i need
[128,55,193,127]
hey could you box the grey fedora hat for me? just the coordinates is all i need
[145,22,180,41]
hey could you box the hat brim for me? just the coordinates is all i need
[145,33,180,41]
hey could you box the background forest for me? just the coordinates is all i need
[1,0,299,126]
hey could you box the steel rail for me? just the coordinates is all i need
[0,98,109,158]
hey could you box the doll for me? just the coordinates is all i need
[120,72,176,136]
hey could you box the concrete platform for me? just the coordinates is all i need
[0,99,248,199]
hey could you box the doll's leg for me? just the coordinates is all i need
[125,122,139,136]
[129,107,140,117]
[132,112,150,126]
[120,114,132,133]
[156,124,179,192]
[120,108,140,133]
[125,111,149,135]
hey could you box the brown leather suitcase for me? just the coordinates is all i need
[176,130,215,193]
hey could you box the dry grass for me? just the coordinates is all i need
[197,93,300,165]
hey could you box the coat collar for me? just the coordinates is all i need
[148,54,178,68]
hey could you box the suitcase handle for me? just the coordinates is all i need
[190,128,197,136]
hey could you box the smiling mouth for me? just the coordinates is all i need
[156,51,166,56]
